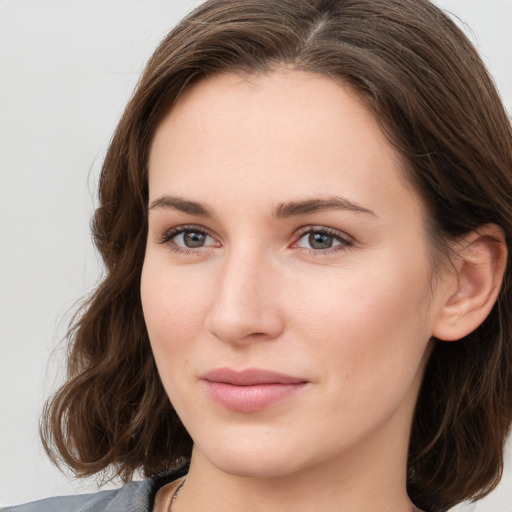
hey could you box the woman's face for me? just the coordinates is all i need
[141,70,452,479]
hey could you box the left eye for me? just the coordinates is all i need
[295,229,351,251]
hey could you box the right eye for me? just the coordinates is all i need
[173,230,210,248]
[159,225,220,252]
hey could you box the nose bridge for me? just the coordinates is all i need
[205,240,283,343]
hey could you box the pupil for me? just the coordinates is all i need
[309,232,332,249]
[184,232,205,248]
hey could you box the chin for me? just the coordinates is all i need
[191,429,328,481]
[209,452,304,479]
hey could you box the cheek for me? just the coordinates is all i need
[140,258,212,359]
[289,252,434,384]
[295,256,430,330]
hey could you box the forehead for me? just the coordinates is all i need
[148,70,423,222]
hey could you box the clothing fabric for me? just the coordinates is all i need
[2,464,188,512]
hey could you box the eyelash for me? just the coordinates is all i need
[157,224,353,256]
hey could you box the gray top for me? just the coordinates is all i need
[2,465,188,512]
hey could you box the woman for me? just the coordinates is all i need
[4,0,511,511]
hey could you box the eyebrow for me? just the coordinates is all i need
[148,195,213,217]
[148,194,376,218]
[274,197,377,218]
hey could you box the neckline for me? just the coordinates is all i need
[154,477,187,512]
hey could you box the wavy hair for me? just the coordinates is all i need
[41,1,512,511]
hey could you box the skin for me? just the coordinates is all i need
[141,70,458,512]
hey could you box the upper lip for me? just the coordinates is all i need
[201,368,308,386]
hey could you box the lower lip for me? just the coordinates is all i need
[203,381,307,412]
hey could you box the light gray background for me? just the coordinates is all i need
[1,0,511,509]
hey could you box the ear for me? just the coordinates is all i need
[433,224,507,342]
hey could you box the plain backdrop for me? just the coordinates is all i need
[1,0,511,509]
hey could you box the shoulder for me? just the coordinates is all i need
[2,480,156,512]
[2,466,189,512]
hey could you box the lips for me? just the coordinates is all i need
[201,368,308,412]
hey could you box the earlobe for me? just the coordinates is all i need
[432,224,507,342]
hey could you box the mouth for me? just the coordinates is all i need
[201,368,309,413]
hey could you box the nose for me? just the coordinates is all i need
[204,248,285,345]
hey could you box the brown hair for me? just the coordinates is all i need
[41,1,512,511]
